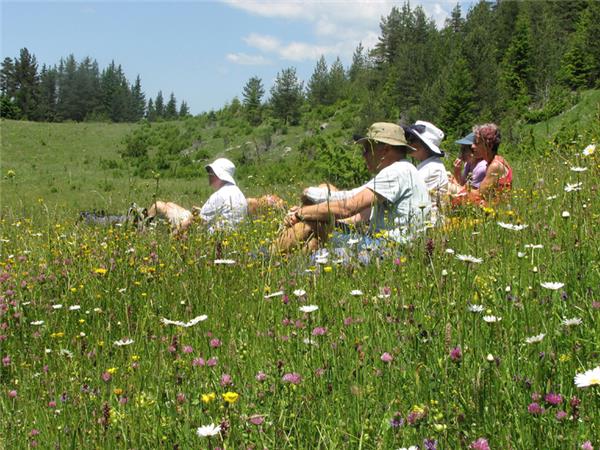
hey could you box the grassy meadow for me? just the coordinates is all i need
[0,104,599,449]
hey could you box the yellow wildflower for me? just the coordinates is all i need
[323,266,333,273]
[107,367,117,374]
[113,388,123,396]
[222,391,239,404]
[201,392,216,404]
[94,268,107,275]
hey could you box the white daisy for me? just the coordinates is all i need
[564,183,582,192]
[52,304,63,309]
[561,211,570,218]
[562,317,582,327]
[445,248,455,254]
[30,320,44,326]
[59,349,73,358]
[347,238,360,246]
[540,282,564,290]
[213,259,236,265]
[468,304,485,313]
[483,315,502,323]
[456,254,483,264]
[525,333,545,344]
[302,338,318,346]
[517,252,526,258]
[574,366,600,388]
[570,166,588,172]
[114,338,134,347]
[497,222,528,231]
[69,305,81,311]
[196,423,221,437]
[525,244,544,249]
[264,291,284,299]
[293,289,306,297]
[546,195,558,200]
[350,290,363,296]
[299,305,319,313]
[161,315,208,328]
[582,144,596,156]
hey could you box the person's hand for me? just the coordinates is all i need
[284,206,303,228]
[453,158,463,169]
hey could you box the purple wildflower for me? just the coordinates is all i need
[423,438,438,450]
[544,392,563,405]
[470,438,490,450]
[581,442,594,450]
[255,371,267,382]
[282,372,302,385]
[380,352,394,363]
[311,326,327,336]
[555,410,568,421]
[450,346,462,362]
[528,402,544,415]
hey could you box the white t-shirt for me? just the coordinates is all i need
[363,160,431,241]
[417,156,448,202]
[199,183,247,229]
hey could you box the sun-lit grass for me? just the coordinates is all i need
[0,123,598,448]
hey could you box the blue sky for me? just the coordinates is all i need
[2,0,474,115]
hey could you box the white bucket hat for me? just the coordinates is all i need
[407,120,445,156]
[205,158,237,185]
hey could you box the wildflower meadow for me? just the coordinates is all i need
[1,134,599,449]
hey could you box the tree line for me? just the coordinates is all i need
[241,0,599,140]
[0,49,190,122]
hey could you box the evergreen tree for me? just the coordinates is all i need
[500,12,534,111]
[36,64,58,121]
[154,91,165,118]
[14,48,40,120]
[146,98,156,121]
[348,42,367,83]
[130,75,146,121]
[270,67,304,125]
[165,92,178,119]
[307,56,329,106]
[179,100,190,117]
[242,76,264,125]
[439,53,476,138]
[56,55,77,120]
[0,57,16,98]
[445,3,464,34]
[327,57,347,104]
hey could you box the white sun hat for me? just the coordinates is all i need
[205,158,237,185]
[407,120,445,156]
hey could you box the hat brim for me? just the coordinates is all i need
[205,164,236,185]
[455,133,474,146]
[406,130,444,156]
[356,136,416,151]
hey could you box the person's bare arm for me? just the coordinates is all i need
[285,188,378,226]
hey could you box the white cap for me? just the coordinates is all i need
[205,158,236,185]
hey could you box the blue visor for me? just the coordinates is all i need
[455,132,474,145]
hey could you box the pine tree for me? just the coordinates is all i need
[130,75,146,121]
[500,12,534,111]
[348,42,367,83]
[165,92,177,119]
[146,98,156,121]
[0,57,16,97]
[439,53,476,139]
[179,100,190,117]
[14,48,40,120]
[242,76,264,125]
[154,91,165,118]
[307,56,329,106]
[327,57,347,104]
[36,64,58,121]
[270,67,304,125]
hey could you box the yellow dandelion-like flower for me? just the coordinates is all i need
[113,388,124,396]
[94,268,107,275]
[201,392,216,404]
[323,266,333,273]
[107,367,118,375]
[222,391,239,404]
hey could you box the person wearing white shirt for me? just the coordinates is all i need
[279,123,431,252]
[405,121,449,209]
[146,158,247,233]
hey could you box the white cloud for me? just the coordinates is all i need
[225,0,463,63]
[226,53,271,65]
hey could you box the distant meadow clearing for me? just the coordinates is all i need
[0,120,599,449]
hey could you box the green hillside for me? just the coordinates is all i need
[1,90,598,219]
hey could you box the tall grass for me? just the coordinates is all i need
[0,124,598,448]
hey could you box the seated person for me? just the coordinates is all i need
[448,132,487,194]
[276,122,431,253]
[452,123,512,206]
[146,158,247,233]
[404,120,449,207]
